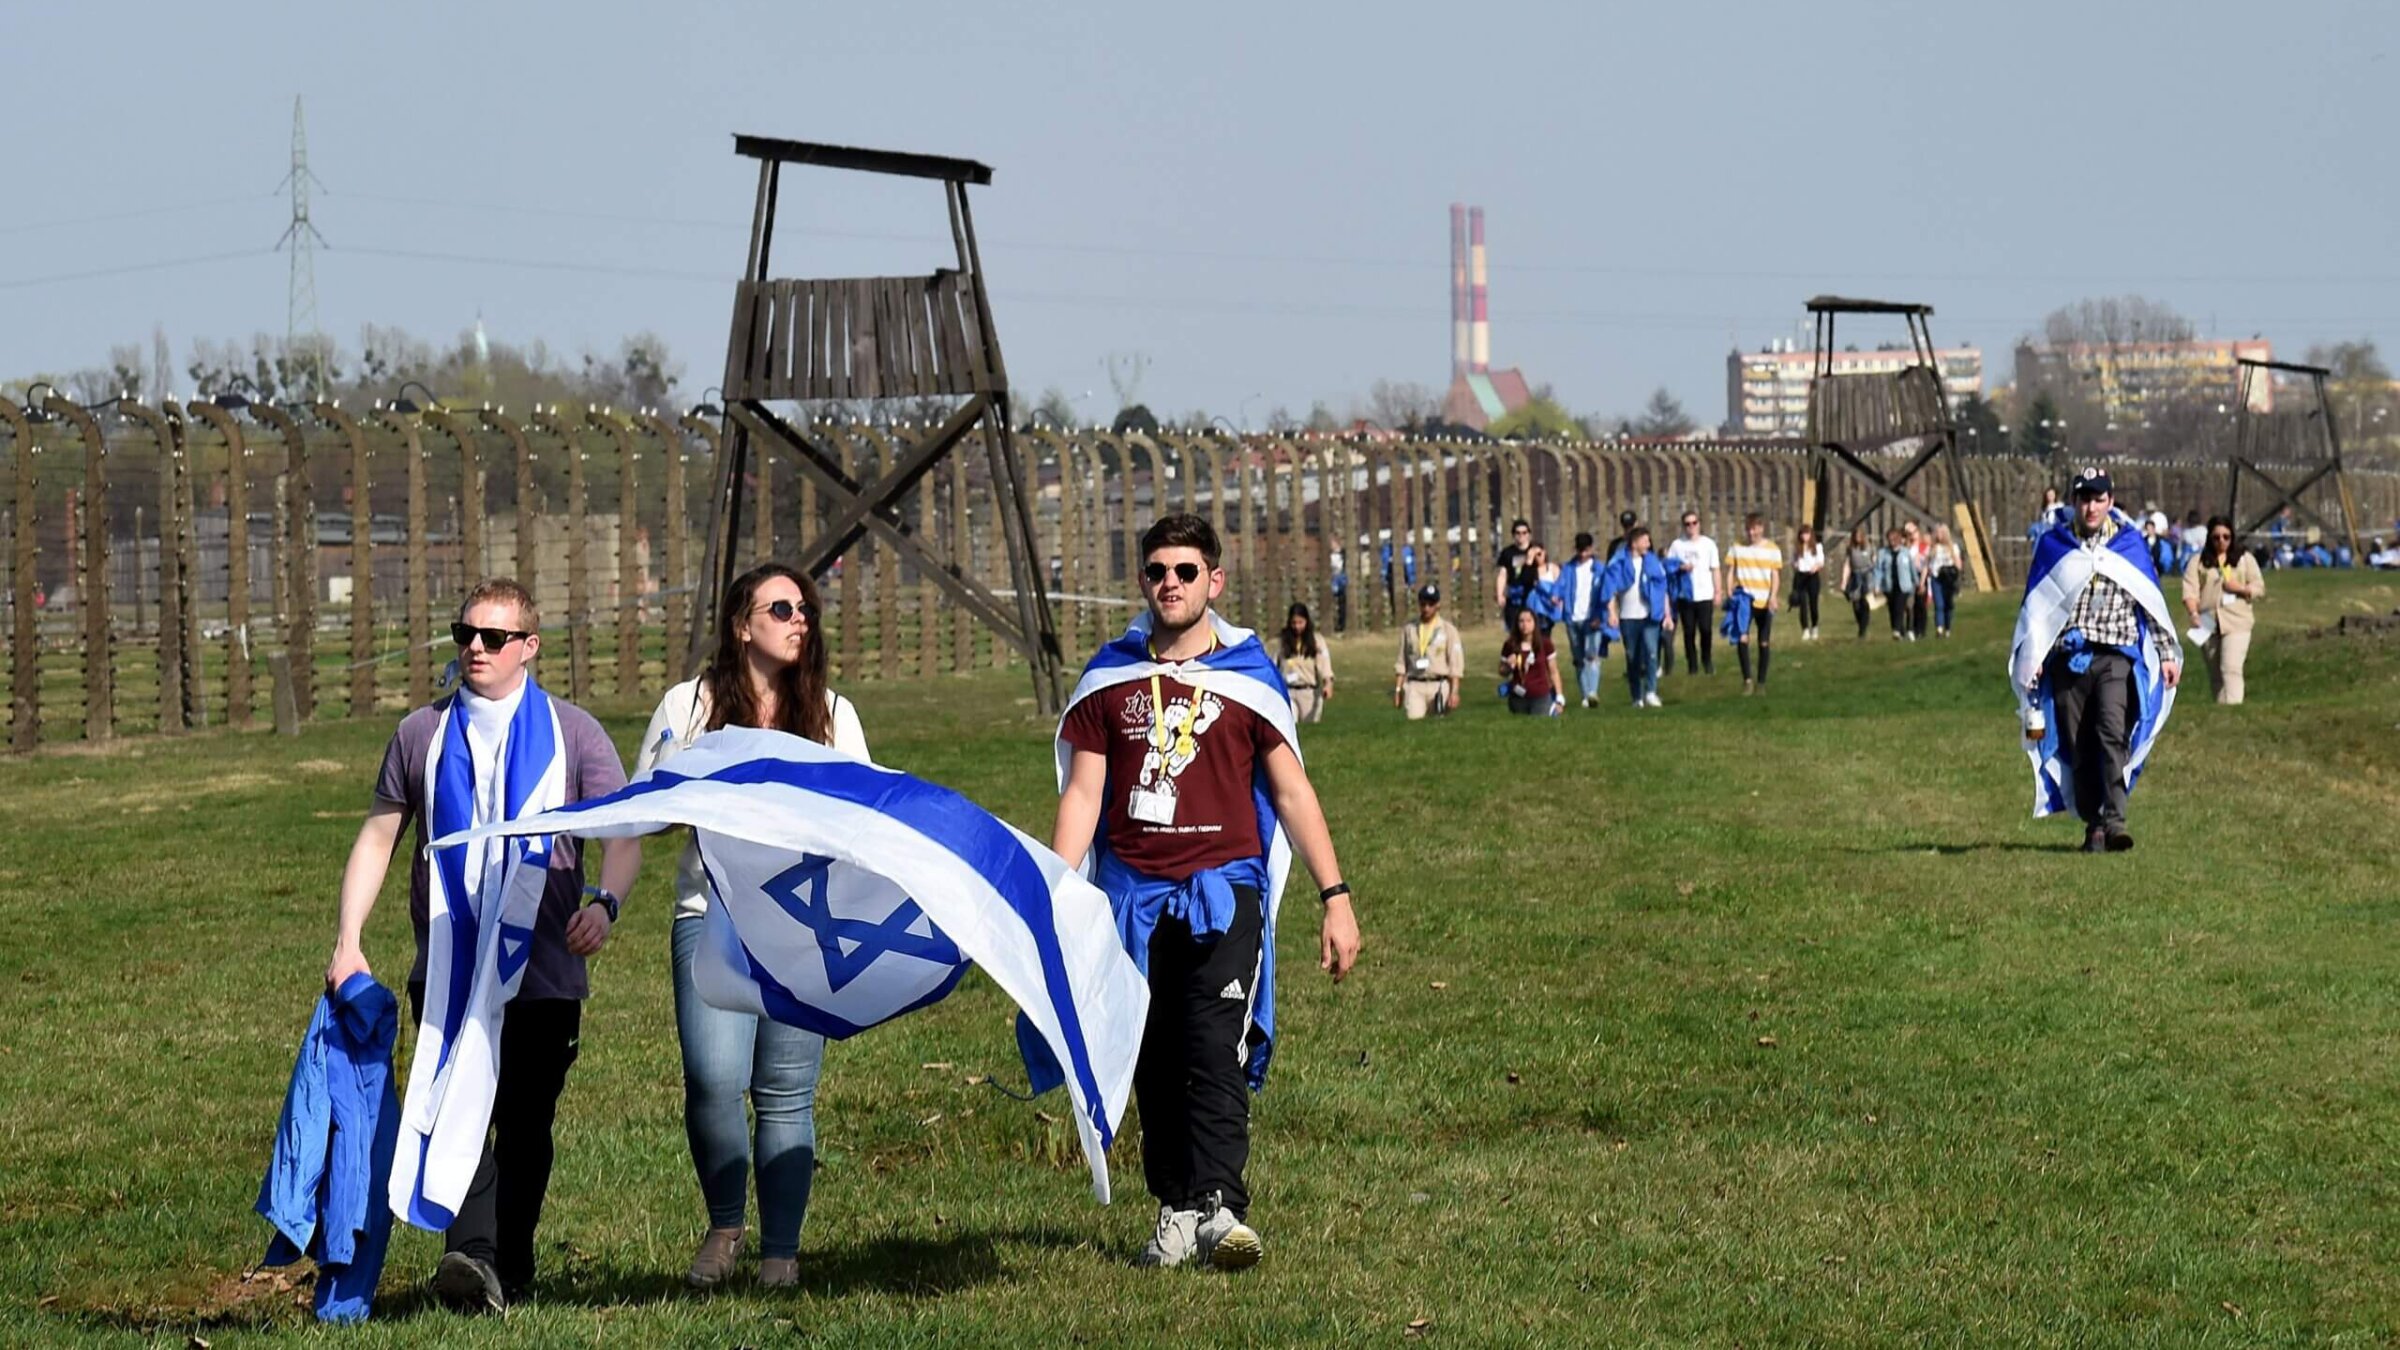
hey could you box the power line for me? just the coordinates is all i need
[0,247,270,292]
[16,181,2400,291]
[0,193,272,238]
[338,243,727,284]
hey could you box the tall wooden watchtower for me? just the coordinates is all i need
[2227,357,2366,562]
[1799,297,1999,589]
[699,135,1064,711]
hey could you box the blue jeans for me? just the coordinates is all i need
[1564,622,1606,700]
[672,914,824,1259]
[1931,574,1957,630]
[1621,619,1662,701]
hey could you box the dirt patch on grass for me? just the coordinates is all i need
[93,771,279,810]
[46,1263,311,1336]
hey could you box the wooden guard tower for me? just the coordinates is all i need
[700,134,1064,712]
[2227,357,2365,562]
[1801,296,1998,590]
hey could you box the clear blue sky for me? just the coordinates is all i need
[5,0,2395,425]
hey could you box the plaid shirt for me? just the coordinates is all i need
[2058,523,2179,665]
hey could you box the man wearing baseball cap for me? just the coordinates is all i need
[1393,584,1464,719]
[1604,510,1638,561]
[2009,468,2183,852]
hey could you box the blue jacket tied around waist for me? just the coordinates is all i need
[257,972,401,1323]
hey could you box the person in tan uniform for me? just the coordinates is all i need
[1276,602,1335,723]
[2180,515,2265,704]
[1393,584,1464,719]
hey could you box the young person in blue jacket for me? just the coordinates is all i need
[1601,525,1676,708]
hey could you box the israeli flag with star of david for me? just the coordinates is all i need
[2010,506,2180,818]
[430,727,1147,1202]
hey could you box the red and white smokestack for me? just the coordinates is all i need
[1450,203,1468,381]
[1469,206,1490,374]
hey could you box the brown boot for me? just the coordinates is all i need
[686,1227,744,1289]
[759,1256,800,1288]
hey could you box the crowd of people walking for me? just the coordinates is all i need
[1349,484,2321,721]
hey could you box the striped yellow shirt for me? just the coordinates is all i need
[1726,541,1783,601]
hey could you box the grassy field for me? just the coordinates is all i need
[3,572,2397,1347]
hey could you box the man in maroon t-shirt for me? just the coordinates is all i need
[1055,513,1359,1273]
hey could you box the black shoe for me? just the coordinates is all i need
[2105,830,2134,853]
[2082,827,2108,854]
[432,1252,506,1314]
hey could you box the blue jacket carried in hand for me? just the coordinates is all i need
[257,973,401,1324]
[1719,589,1754,642]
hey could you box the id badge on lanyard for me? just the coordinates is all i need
[1131,667,1190,825]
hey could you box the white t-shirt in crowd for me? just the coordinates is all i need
[1794,543,1825,574]
[1567,559,1598,622]
[1666,536,1720,602]
[1619,575,1650,621]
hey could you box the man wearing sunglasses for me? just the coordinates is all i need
[324,578,641,1313]
[1664,512,1721,677]
[1056,513,1359,1273]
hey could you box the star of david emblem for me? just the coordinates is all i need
[760,855,963,993]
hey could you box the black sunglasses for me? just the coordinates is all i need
[451,622,533,651]
[1143,561,1204,585]
[753,599,818,624]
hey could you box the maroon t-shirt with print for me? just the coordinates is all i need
[1060,673,1287,882]
[1503,633,1556,699]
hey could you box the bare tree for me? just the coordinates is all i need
[1365,379,1439,431]
[106,344,145,400]
[2041,296,2195,350]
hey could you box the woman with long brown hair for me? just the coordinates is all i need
[2181,515,2265,704]
[634,563,866,1290]
[1276,601,1334,722]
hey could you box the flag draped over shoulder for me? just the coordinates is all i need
[393,681,565,1230]
[429,729,1146,1203]
[2008,510,2180,818]
[1051,610,1297,1092]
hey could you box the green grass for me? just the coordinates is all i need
[3,573,2398,1346]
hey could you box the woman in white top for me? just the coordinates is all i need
[1926,524,1963,638]
[1790,525,1826,642]
[636,563,866,1291]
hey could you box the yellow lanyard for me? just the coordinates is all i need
[1415,621,1441,659]
[1146,633,1217,762]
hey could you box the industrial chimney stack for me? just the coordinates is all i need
[1450,203,1469,382]
[1469,206,1489,374]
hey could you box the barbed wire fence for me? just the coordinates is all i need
[4,398,2392,748]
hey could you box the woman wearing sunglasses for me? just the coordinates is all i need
[634,563,866,1290]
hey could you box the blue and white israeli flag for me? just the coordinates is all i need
[392,679,564,1231]
[2009,507,2180,818]
[430,728,1147,1203]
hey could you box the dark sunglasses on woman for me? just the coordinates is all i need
[451,623,533,651]
[1143,561,1203,585]
[753,599,818,624]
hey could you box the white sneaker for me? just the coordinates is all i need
[1642,692,1664,708]
[1195,1194,1261,1271]
[1136,1205,1201,1268]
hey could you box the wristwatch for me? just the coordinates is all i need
[583,886,621,923]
